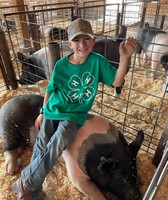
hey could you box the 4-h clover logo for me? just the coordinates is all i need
[68,72,95,103]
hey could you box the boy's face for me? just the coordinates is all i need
[67,35,96,59]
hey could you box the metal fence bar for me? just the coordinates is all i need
[143,142,168,200]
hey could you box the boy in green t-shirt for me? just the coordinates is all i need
[13,18,137,200]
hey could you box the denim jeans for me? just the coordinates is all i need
[21,119,80,191]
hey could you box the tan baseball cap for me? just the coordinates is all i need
[67,18,94,41]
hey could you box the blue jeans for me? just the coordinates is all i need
[21,119,80,191]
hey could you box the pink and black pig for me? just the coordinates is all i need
[17,42,60,85]
[0,94,144,200]
[136,23,168,92]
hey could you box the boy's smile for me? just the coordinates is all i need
[67,35,96,64]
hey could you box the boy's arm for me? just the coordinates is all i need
[42,93,50,108]
[34,93,50,131]
[112,37,137,87]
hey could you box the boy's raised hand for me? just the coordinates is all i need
[119,37,137,59]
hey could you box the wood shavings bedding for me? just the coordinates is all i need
[0,70,167,199]
[0,142,165,200]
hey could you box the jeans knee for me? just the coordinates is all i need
[57,120,80,150]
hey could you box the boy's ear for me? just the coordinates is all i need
[66,40,73,49]
[93,36,96,45]
[66,40,70,45]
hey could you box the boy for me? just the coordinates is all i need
[13,18,137,200]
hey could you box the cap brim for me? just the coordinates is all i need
[69,31,94,41]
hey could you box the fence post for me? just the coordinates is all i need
[46,42,61,79]
[28,13,41,52]
[0,30,18,89]
[119,25,127,38]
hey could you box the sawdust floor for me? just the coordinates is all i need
[0,143,167,200]
[0,70,168,200]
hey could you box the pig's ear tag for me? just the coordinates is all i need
[97,157,117,174]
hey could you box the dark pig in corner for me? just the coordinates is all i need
[0,94,144,200]
[17,42,60,85]
[0,94,43,175]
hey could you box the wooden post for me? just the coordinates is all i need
[120,0,124,26]
[0,30,18,89]
[139,2,146,28]
[28,13,41,52]
[12,0,31,48]
[115,12,121,37]
[160,15,165,29]
[45,42,61,79]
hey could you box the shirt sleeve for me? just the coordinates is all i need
[100,57,117,86]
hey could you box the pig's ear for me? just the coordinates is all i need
[129,130,144,158]
[119,131,129,147]
[17,52,28,62]
[97,157,118,174]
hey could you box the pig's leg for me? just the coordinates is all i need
[2,131,26,175]
[4,150,18,175]
[135,43,142,66]
[163,74,168,92]
[4,144,26,175]
[65,161,106,200]
[141,52,148,65]
[71,178,106,200]
[135,53,141,66]
[151,52,160,79]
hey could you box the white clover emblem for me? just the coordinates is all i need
[68,72,95,103]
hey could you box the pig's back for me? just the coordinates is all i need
[62,114,119,180]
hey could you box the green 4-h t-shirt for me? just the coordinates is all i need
[44,51,117,125]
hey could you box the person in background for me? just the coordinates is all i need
[13,18,137,200]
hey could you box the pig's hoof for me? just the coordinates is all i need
[150,71,157,79]
[141,60,147,65]
[6,159,22,175]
